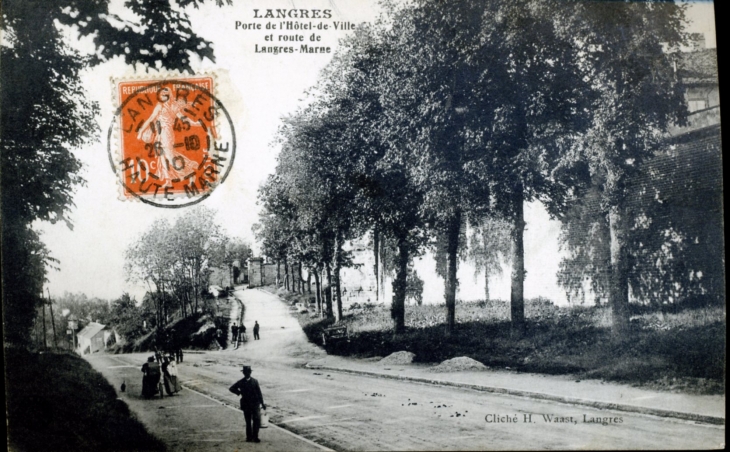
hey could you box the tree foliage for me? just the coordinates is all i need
[255,0,690,339]
[1,0,229,345]
[125,206,248,331]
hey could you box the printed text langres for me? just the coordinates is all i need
[253,9,333,19]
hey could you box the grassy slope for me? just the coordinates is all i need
[117,294,238,354]
[275,289,725,395]
[6,348,165,452]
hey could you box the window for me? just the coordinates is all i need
[688,99,708,112]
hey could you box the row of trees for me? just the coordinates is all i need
[256,0,691,338]
[1,0,231,346]
[125,206,252,333]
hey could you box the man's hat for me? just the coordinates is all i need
[242,365,252,373]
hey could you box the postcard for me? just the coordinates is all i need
[2,0,723,450]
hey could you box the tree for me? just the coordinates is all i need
[561,1,688,337]
[466,217,512,302]
[328,26,430,333]
[125,219,174,329]
[361,0,591,335]
[172,206,226,314]
[1,0,230,346]
[558,128,723,310]
[109,293,145,342]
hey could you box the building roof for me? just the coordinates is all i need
[678,48,718,85]
[77,322,107,339]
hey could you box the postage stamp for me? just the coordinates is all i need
[108,75,236,207]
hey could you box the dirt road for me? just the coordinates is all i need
[86,289,724,451]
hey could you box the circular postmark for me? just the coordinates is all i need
[108,76,236,208]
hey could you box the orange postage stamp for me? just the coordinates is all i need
[109,75,235,207]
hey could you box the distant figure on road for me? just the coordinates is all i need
[240,324,247,343]
[141,356,162,399]
[229,365,266,443]
[253,321,260,340]
[231,323,239,345]
[176,348,183,363]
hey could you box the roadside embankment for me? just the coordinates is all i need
[5,347,164,451]
[271,286,725,395]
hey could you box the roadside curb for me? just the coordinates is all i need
[305,363,725,426]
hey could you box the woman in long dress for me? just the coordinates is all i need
[141,356,161,399]
[161,356,174,396]
[167,353,182,393]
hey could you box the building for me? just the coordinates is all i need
[247,257,278,288]
[679,34,719,113]
[76,322,113,355]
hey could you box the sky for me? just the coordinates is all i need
[37,0,718,304]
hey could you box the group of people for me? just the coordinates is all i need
[231,321,261,346]
[136,322,268,444]
[141,351,182,399]
[231,322,246,346]
[140,356,268,443]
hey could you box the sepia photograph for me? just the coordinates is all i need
[1,0,724,450]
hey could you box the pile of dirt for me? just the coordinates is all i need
[431,356,487,372]
[379,351,415,365]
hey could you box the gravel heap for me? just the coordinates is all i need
[431,356,487,372]
[379,351,416,365]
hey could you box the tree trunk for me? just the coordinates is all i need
[444,209,461,335]
[193,266,199,313]
[292,262,296,292]
[307,271,312,294]
[314,270,322,315]
[510,184,526,335]
[380,237,387,301]
[334,233,343,322]
[276,260,281,288]
[324,263,334,319]
[299,262,305,295]
[284,261,290,291]
[373,229,380,302]
[608,205,630,339]
[48,299,58,349]
[292,262,298,293]
[484,269,490,302]
[41,298,47,350]
[392,237,408,334]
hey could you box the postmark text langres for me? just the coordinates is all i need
[109,76,236,208]
[485,414,624,426]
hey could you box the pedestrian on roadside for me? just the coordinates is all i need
[177,348,184,363]
[141,356,162,399]
[231,323,239,345]
[241,324,247,342]
[166,353,182,394]
[162,356,174,396]
[229,365,266,443]
[253,321,260,340]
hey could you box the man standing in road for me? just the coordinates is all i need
[231,323,239,347]
[253,321,260,340]
[229,365,266,443]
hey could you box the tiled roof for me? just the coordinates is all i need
[678,48,718,85]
